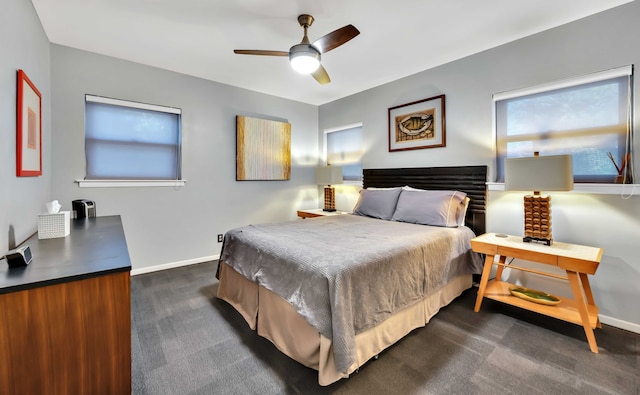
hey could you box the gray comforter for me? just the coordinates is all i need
[219,214,482,374]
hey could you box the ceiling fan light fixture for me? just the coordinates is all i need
[234,14,360,84]
[289,44,320,74]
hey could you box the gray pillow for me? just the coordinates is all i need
[352,188,402,220]
[391,189,467,227]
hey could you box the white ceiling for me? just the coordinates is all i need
[31,0,632,105]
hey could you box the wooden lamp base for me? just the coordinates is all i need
[523,194,552,245]
[323,186,336,212]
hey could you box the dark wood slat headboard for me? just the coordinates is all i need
[363,166,488,235]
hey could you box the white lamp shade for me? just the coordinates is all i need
[316,166,343,185]
[505,154,574,191]
[290,55,320,74]
[289,44,320,74]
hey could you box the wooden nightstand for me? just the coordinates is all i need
[297,209,349,219]
[471,233,603,353]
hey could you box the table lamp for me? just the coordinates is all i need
[316,165,343,212]
[504,152,573,245]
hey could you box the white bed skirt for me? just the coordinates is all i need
[216,261,472,386]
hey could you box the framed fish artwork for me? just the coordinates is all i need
[388,94,445,152]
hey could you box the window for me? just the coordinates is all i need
[494,66,633,183]
[324,123,363,182]
[84,95,182,181]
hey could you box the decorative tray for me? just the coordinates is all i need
[508,286,561,306]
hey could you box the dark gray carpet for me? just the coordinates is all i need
[131,261,639,394]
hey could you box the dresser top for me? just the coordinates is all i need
[1,215,131,294]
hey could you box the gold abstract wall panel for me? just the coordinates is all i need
[236,116,291,180]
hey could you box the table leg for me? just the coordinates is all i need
[494,255,507,281]
[579,272,601,328]
[474,254,496,312]
[567,270,599,353]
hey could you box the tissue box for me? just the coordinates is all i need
[37,211,70,239]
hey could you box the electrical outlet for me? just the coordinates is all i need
[217,234,223,243]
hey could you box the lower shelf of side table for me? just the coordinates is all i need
[482,281,599,329]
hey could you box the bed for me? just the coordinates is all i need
[216,165,487,385]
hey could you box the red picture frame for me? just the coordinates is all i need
[16,69,42,176]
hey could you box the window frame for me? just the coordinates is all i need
[79,95,185,188]
[323,122,364,185]
[493,65,633,184]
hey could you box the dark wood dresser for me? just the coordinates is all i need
[0,215,132,394]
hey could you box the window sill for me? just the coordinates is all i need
[487,182,639,195]
[76,179,187,188]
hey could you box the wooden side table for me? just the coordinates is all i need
[471,233,603,353]
[297,209,349,219]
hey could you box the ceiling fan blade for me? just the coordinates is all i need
[311,64,330,85]
[311,25,360,54]
[233,50,289,56]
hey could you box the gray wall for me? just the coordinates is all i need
[50,45,319,270]
[320,2,640,331]
[1,0,51,252]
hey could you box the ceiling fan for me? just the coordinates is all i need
[234,14,360,85]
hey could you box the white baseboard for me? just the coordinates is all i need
[600,314,640,334]
[130,255,219,276]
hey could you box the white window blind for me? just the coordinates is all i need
[494,66,633,183]
[325,124,363,182]
[84,95,182,180]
